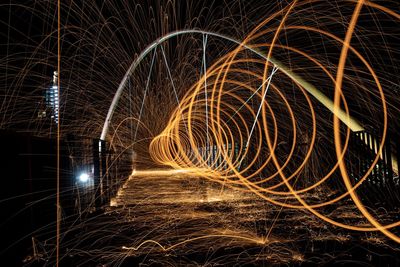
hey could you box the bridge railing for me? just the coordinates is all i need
[348,129,399,206]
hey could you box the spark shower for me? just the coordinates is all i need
[1,0,400,265]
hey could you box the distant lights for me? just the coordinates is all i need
[49,70,59,124]
[78,172,90,183]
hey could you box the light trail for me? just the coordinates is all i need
[100,30,364,141]
[3,0,400,265]
[143,0,400,243]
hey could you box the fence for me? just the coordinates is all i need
[348,129,399,206]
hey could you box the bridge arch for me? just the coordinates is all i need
[100,29,363,141]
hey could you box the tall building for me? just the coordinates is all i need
[45,71,59,124]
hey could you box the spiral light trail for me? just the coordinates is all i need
[1,0,400,265]
[132,1,400,243]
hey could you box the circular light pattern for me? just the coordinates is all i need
[144,1,400,243]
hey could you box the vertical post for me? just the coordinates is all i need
[385,131,394,203]
[56,1,61,264]
[349,131,356,183]
[372,130,379,187]
[92,139,101,207]
[383,132,389,182]
[99,140,108,202]
[365,132,372,184]
[203,34,209,166]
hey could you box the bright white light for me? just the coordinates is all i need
[78,172,90,183]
